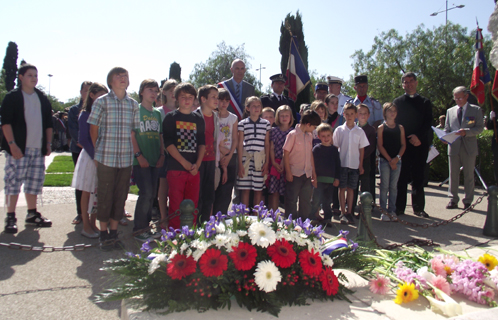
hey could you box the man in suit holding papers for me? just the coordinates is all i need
[445,86,484,209]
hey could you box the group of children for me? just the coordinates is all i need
[2,64,407,250]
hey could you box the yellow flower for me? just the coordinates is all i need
[394,282,419,304]
[478,253,498,271]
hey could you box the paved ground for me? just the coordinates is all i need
[1,151,497,319]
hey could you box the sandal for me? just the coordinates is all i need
[72,215,82,224]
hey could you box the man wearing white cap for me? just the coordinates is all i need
[327,76,351,116]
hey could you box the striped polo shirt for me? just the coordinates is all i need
[238,117,270,152]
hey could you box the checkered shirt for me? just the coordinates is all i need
[87,90,140,168]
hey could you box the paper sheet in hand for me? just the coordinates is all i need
[432,126,460,144]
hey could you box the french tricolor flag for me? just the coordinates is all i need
[470,27,491,105]
[321,237,349,255]
[285,36,310,101]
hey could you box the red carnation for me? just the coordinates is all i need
[199,248,228,277]
[267,239,296,268]
[167,254,197,280]
[320,267,339,296]
[229,242,257,271]
[298,249,323,276]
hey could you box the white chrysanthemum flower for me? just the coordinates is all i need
[322,255,334,267]
[276,229,292,241]
[216,223,226,234]
[192,249,205,261]
[190,239,199,248]
[248,222,276,248]
[214,234,228,249]
[294,235,307,247]
[180,242,189,253]
[237,230,248,237]
[186,248,192,257]
[169,250,177,260]
[227,233,240,247]
[196,240,209,251]
[254,260,282,293]
[148,253,167,274]
[197,229,203,236]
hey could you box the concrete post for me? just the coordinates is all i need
[179,199,196,228]
[357,192,374,242]
[483,186,498,237]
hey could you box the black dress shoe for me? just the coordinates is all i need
[463,203,471,210]
[446,202,458,209]
[414,211,430,218]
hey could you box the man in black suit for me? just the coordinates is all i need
[218,59,255,120]
[261,73,296,119]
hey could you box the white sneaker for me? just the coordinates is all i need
[380,214,391,222]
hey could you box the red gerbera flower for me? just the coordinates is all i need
[320,267,339,296]
[166,253,197,280]
[298,249,323,276]
[267,239,296,268]
[229,242,257,271]
[199,248,228,277]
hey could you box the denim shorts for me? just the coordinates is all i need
[339,167,359,189]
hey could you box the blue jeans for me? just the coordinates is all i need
[379,157,401,213]
[133,165,160,231]
[310,182,334,219]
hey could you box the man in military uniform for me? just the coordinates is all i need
[261,73,296,118]
[348,75,383,127]
[327,76,351,116]
[314,82,328,102]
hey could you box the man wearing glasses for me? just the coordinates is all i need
[393,72,434,218]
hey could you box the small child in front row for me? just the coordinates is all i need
[268,105,294,211]
[333,103,369,225]
[262,107,276,127]
[283,110,322,219]
[310,100,328,147]
[377,103,405,222]
[310,123,341,223]
[237,97,270,208]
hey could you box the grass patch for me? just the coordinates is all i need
[44,173,73,186]
[46,155,75,173]
[129,185,139,195]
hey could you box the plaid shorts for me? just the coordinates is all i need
[4,148,45,195]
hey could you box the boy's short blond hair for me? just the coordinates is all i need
[275,105,295,126]
[343,103,357,113]
[316,123,333,135]
[357,103,370,114]
[382,102,397,119]
[262,107,275,115]
[310,100,329,119]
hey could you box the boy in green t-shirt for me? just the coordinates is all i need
[131,79,165,241]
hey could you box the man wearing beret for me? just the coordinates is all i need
[314,82,328,102]
[261,73,296,118]
[327,76,351,116]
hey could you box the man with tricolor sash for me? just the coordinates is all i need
[218,59,255,120]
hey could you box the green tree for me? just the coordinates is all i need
[0,69,8,102]
[2,41,18,92]
[349,23,495,117]
[188,41,261,95]
[279,11,310,105]
[169,62,182,82]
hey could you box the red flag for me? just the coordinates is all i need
[470,27,491,105]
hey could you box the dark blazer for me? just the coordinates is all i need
[445,103,483,156]
[223,77,255,119]
[0,87,53,155]
[261,93,296,116]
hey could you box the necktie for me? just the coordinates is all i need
[457,107,462,125]
[277,95,281,101]
[236,83,241,104]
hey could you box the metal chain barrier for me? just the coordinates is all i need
[357,192,486,250]
[0,212,180,252]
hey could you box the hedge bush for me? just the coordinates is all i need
[429,129,496,186]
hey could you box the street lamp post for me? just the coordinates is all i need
[48,74,53,96]
[255,64,266,91]
[430,0,465,25]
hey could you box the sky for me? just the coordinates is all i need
[0,0,495,102]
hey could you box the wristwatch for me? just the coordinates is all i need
[8,140,15,145]
[134,151,142,158]
[396,155,402,160]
